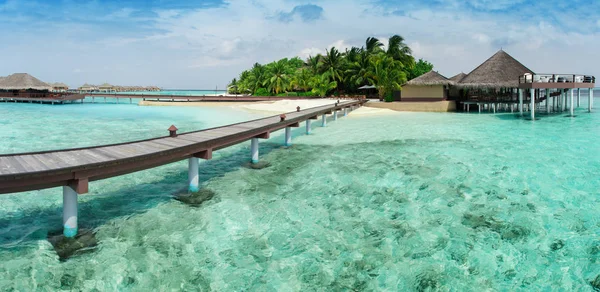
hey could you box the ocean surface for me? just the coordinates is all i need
[0,98,599,291]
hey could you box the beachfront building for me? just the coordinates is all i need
[455,50,533,110]
[52,82,69,92]
[453,50,595,118]
[0,73,53,98]
[400,71,454,101]
[78,83,97,92]
[98,83,115,92]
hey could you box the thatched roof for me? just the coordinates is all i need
[98,83,113,88]
[0,73,52,90]
[406,70,453,86]
[458,50,534,88]
[52,82,69,88]
[449,73,467,83]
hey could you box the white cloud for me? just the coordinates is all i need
[0,0,598,88]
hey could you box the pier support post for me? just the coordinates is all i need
[284,127,292,146]
[344,108,348,116]
[570,89,574,117]
[589,88,593,112]
[62,186,78,238]
[92,97,95,103]
[546,88,550,114]
[530,88,535,120]
[130,98,132,104]
[518,89,523,116]
[306,120,311,134]
[321,114,327,127]
[188,157,199,192]
[577,88,581,108]
[334,111,338,121]
[251,138,259,164]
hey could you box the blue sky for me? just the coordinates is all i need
[0,0,598,89]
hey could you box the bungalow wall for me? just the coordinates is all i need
[401,85,446,101]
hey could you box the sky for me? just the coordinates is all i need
[0,0,598,89]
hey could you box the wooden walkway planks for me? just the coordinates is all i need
[0,100,364,194]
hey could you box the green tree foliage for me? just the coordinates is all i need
[310,72,337,97]
[228,35,433,98]
[408,59,434,80]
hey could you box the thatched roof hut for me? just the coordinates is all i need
[52,82,69,89]
[0,73,52,90]
[449,73,467,83]
[406,71,454,86]
[458,50,533,88]
[79,83,97,91]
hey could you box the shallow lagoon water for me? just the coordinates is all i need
[0,101,599,291]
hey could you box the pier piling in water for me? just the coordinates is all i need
[334,111,338,121]
[570,89,574,117]
[251,138,259,163]
[344,108,348,116]
[188,158,199,192]
[285,127,292,146]
[530,88,535,120]
[306,120,311,134]
[589,89,593,112]
[62,186,78,238]
[321,114,327,127]
[518,89,523,116]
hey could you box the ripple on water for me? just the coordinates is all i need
[0,104,600,290]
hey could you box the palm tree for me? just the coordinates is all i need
[264,59,291,94]
[227,78,238,94]
[369,54,406,100]
[321,47,344,87]
[247,63,266,94]
[305,55,322,75]
[309,73,337,97]
[344,47,361,63]
[365,37,384,54]
[346,50,373,88]
[291,68,313,92]
[387,35,415,68]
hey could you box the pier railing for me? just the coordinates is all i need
[519,73,595,84]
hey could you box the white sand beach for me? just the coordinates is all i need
[139,99,396,116]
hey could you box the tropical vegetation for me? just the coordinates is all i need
[228,35,434,100]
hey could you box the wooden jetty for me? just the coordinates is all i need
[0,94,86,104]
[0,100,365,238]
[85,93,357,104]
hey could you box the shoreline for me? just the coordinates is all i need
[139,99,397,116]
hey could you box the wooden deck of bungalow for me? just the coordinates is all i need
[0,100,364,239]
[85,93,364,103]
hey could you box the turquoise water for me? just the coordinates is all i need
[0,101,599,291]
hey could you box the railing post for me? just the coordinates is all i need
[63,186,78,238]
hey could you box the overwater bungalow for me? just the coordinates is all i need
[78,83,97,92]
[0,73,53,98]
[52,82,69,92]
[98,83,115,92]
[400,70,454,101]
